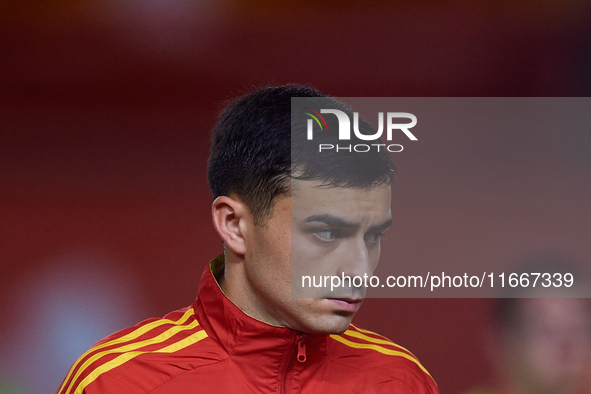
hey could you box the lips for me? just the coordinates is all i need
[327,298,362,314]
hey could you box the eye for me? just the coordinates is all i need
[365,232,385,244]
[314,230,337,242]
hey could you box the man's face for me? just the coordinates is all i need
[504,298,591,394]
[242,179,391,334]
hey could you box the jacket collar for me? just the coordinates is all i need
[193,255,327,357]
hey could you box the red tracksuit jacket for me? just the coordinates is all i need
[58,257,439,393]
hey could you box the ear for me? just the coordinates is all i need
[211,196,250,256]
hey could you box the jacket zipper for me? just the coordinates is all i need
[278,332,307,393]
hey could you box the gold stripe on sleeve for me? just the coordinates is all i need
[330,334,433,379]
[73,329,209,394]
[350,324,392,340]
[59,308,195,394]
[342,329,418,360]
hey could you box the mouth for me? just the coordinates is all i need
[326,298,363,314]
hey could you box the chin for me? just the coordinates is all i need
[301,315,353,335]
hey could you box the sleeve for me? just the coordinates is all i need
[354,377,440,394]
[57,368,141,394]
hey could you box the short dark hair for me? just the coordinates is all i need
[207,84,395,225]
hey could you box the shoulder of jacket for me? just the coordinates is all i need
[327,323,438,391]
[57,306,219,394]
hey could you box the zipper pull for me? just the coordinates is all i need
[297,336,307,363]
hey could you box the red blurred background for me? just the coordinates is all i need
[1,1,591,393]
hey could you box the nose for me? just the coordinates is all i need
[338,236,376,280]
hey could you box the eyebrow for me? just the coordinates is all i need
[304,214,392,230]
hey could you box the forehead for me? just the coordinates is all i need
[290,180,391,223]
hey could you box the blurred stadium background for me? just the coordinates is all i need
[1,1,591,392]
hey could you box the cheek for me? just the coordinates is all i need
[369,243,381,269]
[269,223,291,269]
[253,237,292,290]
[291,233,316,266]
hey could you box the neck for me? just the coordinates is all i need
[219,252,285,327]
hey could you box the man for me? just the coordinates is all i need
[57,85,438,393]
[467,297,591,394]
[467,257,591,394]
